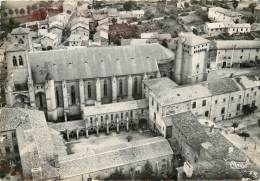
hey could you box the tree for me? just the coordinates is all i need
[238,131,250,141]
[247,16,256,24]
[144,10,154,20]
[20,8,25,15]
[248,3,257,14]
[140,161,154,179]
[232,122,239,133]
[107,168,125,180]
[242,104,251,115]
[232,0,239,10]
[184,2,190,8]
[126,135,133,142]
[123,1,136,11]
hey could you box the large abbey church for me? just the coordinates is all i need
[5,27,176,123]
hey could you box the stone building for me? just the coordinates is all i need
[4,44,174,122]
[173,32,210,85]
[144,73,260,137]
[204,22,251,37]
[208,7,242,23]
[40,32,59,50]
[211,40,260,68]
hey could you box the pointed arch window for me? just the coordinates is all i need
[119,79,123,96]
[18,56,23,66]
[88,82,91,98]
[56,88,60,107]
[104,80,107,97]
[13,56,17,66]
[71,86,76,105]
[134,77,138,96]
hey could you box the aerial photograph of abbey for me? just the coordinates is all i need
[0,0,260,180]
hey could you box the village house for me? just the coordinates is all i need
[204,22,251,37]
[40,32,59,50]
[208,7,242,23]
[211,40,260,68]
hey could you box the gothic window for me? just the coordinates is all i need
[56,88,60,107]
[71,86,76,105]
[88,83,91,98]
[18,56,23,66]
[119,79,123,96]
[104,80,107,97]
[13,56,17,66]
[134,77,138,95]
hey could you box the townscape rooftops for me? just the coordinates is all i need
[169,112,210,152]
[83,99,148,117]
[29,44,172,83]
[208,132,248,162]
[205,22,250,29]
[201,78,241,96]
[214,40,260,49]
[155,83,211,106]
[11,27,30,35]
[180,32,210,46]
[41,32,58,41]
[209,7,242,17]
[1,108,58,179]
[71,22,90,31]
[234,71,260,89]
[58,137,173,179]
[144,77,178,97]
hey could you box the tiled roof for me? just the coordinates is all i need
[233,72,260,89]
[11,27,30,35]
[1,108,59,179]
[170,112,210,152]
[48,120,85,132]
[0,108,27,131]
[210,7,242,17]
[28,44,170,83]
[41,32,57,41]
[214,40,260,49]
[83,99,148,117]
[71,22,89,31]
[179,32,210,46]
[201,78,241,95]
[143,77,178,97]
[58,137,173,179]
[208,132,248,162]
[155,84,211,106]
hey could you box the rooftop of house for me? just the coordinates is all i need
[83,99,148,117]
[71,22,90,31]
[179,32,210,46]
[207,132,248,162]
[28,44,172,83]
[41,32,58,41]
[153,83,211,106]
[190,159,252,180]
[214,40,260,49]
[58,136,173,179]
[209,7,242,17]
[0,107,58,179]
[143,77,178,97]
[168,111,210,153]
[201,78,241,96]
[234,72,260,90]
[11,27,30,35]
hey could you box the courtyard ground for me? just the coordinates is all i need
[66,130,155,154]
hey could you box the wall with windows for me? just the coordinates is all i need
[215,48,260,68]
[0,131,19,162]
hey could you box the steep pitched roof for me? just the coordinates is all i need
[29,44,170,83]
